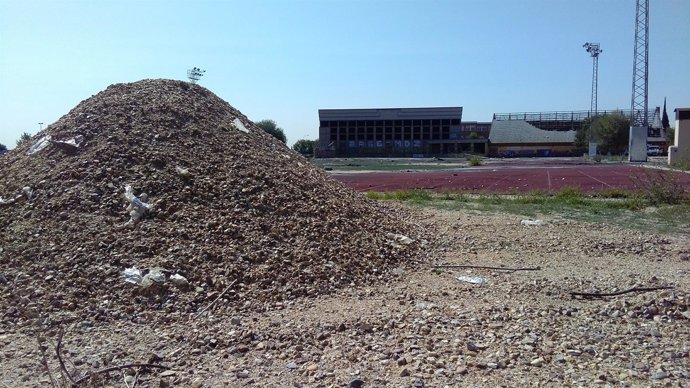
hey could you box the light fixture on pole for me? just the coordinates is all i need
[187,67,206,84]
[583,42,602,116]
[38,122,44,131]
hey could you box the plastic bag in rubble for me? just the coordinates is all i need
[124,185,152,224]
[123,267,143,285]
[386,233,414,245]
[27,135,52,155]
[124,185,152,210]
[141,268,165,288]
[51,135,84,153]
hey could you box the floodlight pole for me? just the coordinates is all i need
[38,122,43,131]
[187,67,206,84]
[630,0,649,127]
[583,42,602,116]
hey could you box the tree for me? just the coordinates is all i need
[292,139,318,156]
[575,112,630,154]
[665,127,675,145]
[662,97,670,129]
[16,132,31,147]
[255,119,287,143]
[0,143,7,154]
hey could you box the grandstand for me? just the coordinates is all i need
[488,120,578,157]
[492,109,656,132]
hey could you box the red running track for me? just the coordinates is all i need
[332,164,690,193]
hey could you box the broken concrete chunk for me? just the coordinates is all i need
[232,118,250,133]
[521,219,545,226]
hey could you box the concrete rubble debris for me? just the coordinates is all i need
[521,219,545,226]
[0,78,425,333]
[456,275,488,285]
[232,117,250,133]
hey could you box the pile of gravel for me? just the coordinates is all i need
[0,79,428,328]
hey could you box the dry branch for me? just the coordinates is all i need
[56,328,76,385]
[194,279,237,319]
[570,286,674,299]
[433,264,541,272]
[73,364,169,385]
[36,333,57,387]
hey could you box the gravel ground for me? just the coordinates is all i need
[1,206,688,387]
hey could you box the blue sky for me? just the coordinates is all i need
[1,0,688,148]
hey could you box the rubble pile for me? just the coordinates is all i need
[0,79,427,327]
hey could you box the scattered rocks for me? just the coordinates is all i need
[1,178,689,386]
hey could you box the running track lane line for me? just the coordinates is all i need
[577,169,613,188]
[547,169,552,191]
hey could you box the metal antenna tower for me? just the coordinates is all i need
[583,42,602,115]
[630,0,649,126]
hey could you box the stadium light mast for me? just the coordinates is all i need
[187,67,206,84]
[630,0,649,127]
[38,122,43,131]
[583,42,602,116]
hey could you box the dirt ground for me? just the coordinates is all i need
[1,205,689,387]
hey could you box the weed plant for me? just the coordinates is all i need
[468,155,482,166]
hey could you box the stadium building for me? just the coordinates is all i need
[317,107,665,158]
[318,107,490,157]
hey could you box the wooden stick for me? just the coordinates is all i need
[132,368,140,388]
[433,264,541,272]
[570,286,674,299]
[36,333,57,387]
[194,279,237,319]
[56,328,76,384]
[73,364,169,385]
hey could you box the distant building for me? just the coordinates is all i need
[317,107,489,157]
[489,120,578,157]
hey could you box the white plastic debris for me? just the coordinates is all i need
[456,275,488,285]
[520,219,545,226]
[124,185,152,225]
[386,233,414,245]
[27,135,52,155]
[22,186,33,200]
[141,268,165,288]
[169,274,189,288]
[123,267,143,285]
[233,118,250,133]
[175,166,190,176]
[143,268,165,283]
[51,135,84,153]
[0,191,27,206]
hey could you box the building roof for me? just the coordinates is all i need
[319,107,462,121]
[489,120,575,144]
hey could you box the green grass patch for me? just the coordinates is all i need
[366,187,690,235]
[366,189,433,202]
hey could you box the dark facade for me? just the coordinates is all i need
[318,107,488,157]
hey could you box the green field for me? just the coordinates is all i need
[367,189,690,236]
